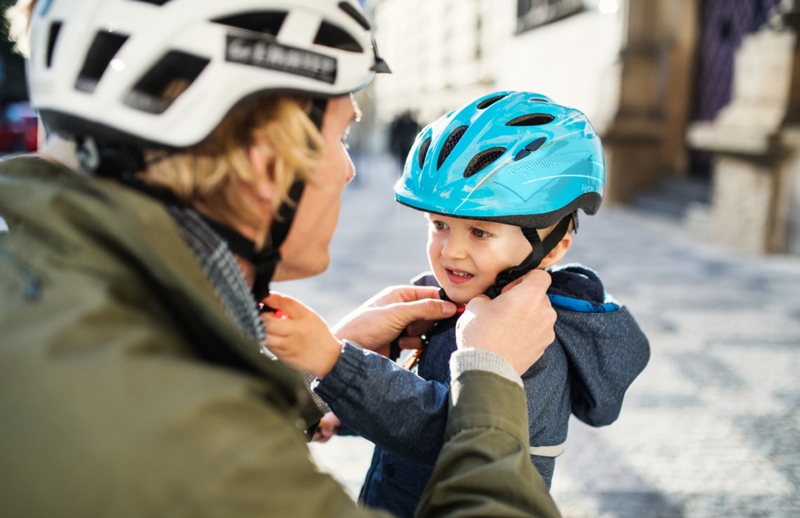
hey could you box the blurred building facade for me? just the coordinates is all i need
[366,0,800,255]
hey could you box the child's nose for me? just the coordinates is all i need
[441,235,468,260]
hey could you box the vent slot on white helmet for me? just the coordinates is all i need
[417,137,432,168]
[464,147,505,178]
[75,32,128,93]
[506,113,554,126]
[46,22,62,68]
[314,22,363,53]
[338,2,371,30]
[437,125,468,169]
[131,0,171,5]
[477,95,506,109]
[124,51,209,114]
[212,11,287,37]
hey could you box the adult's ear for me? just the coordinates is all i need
[539,231,573,269]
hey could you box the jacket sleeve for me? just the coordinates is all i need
[191,368,560,518]
[314,341,449,466]
[556,306,650,426]
[416,370,562,518]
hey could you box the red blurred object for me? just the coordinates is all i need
[0,103,39,153]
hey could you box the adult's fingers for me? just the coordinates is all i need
[261,313,293,337]
[457,270,555,375]
[261,292,309,318]
[399,336,423,350]
[405,319,434,338]
[375,285,442,305]
[388,298,456,328]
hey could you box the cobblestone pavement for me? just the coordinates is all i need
[277,155,800,517]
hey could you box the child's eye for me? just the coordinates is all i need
[431,220,447,231]
[472,228,491,238]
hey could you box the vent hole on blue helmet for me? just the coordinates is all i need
[529,98,549,103]
[506,113,555,126]
[464,147,506,178]
[75,32,129,93]
[212,12,287,37]
[437,126,468,169]
[124,51,210,114]
[477,95,507,109]
[418,137,432,168]
[314,21,363,53]
[338,2,371,30]
[46,22,62,68]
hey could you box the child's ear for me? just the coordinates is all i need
[539,232,573,269]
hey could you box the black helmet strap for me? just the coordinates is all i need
[252,97,327,303]
[482,213,574,300]
[250,96,327,303]
[87,96,329,305]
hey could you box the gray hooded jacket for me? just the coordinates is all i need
[315,265,650,518]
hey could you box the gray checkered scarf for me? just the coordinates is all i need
[168,206,329,415]
[168,206,267,344]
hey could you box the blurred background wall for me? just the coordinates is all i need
[2,0,800,256]
[354,0,800,256]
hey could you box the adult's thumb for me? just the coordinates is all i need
[394,298,456,325]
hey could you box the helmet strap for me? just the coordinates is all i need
[255,97,328,303]
[92,96,329,305]
[483,214,573,299]
[78,136,148,181]
[194,97,327,305]
[198,215,281,303]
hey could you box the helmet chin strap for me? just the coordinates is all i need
[437,214,574,303]
[201,98,328,306]
[250,97,328,304]
[100,97,329,306]
[472,214,574,301]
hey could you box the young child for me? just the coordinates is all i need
[268,91,650,518]
[339,91,648,517]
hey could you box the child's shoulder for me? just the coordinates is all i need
[546,264,620,313]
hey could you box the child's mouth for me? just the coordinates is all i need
[445,268,474,284]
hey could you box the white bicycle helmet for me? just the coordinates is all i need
[27,0,389,301]
[28,0,388,148]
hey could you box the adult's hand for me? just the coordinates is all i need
[456,270,556,375]
[332,285,457,354]
[261,292,343,379]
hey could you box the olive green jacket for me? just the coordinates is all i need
[0,157,560,518]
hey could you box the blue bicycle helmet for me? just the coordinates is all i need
[394,91,605,298]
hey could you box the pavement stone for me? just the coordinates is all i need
[278,155,800,517]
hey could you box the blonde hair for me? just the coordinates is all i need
[6,0,36,57]
[140,94,324,249]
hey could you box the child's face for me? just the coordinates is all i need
[425,213,533,304]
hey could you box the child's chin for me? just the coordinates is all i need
[443,286,482,305]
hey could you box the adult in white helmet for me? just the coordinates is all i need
[0,1,560,517]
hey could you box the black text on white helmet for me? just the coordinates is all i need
[29,0,388,148]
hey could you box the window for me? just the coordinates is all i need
[516,0,584,33]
